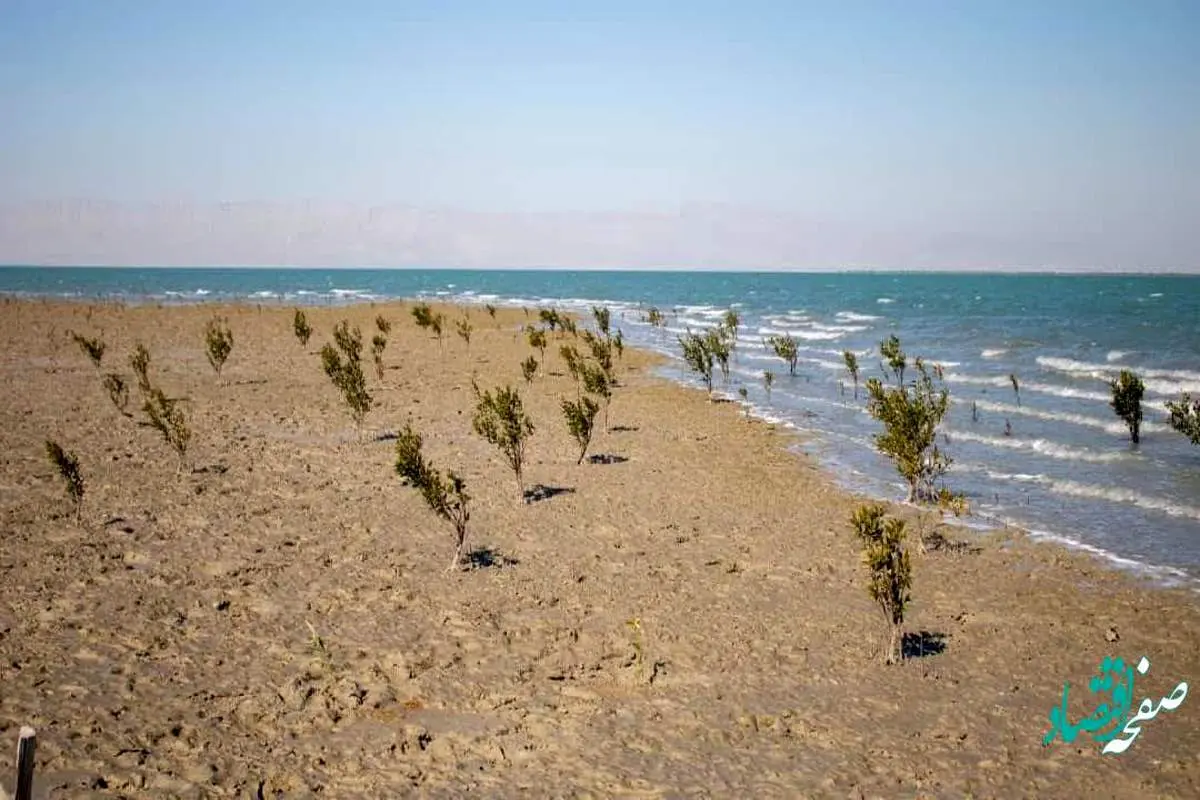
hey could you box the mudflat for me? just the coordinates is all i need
[1,299,1198,798]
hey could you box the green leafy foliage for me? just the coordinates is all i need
[645,307,665,327]
[375,314,392,334]
[521,355,538,384]
[767,334,799,376]
[880,335,906,385]
[705,326,732,384]
[204,316,234,380]
[526,326,547,363]
[394,424,472,571]
[612,330,624,360]
[471,382,535,501]
[485,303,497,321]
[850,504,912,665]
[591,306,611,337]
[723,310,740,342]
[45,439,85,521]
[430,313,446,344]
[865,348,952,503]
[1109,369,1145,443]
[763,370,774,402]
[679,331,715,395]
[411,302,435,329]
[321,321,373,433]
[371,333,388,380]
[843,350,860,399]
[539,308,562,332]
[71,332,105,369]
[293,309,313,346]
[560,344,583,385]
[455,314,473,350]
[102,372,130,416]
[561,395,600,464]
[142,386,191,471]
[1166,393,1200,445]
[738,386,749,418]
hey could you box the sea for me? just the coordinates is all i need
[3,266,1199,590]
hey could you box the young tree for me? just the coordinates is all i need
[45,440,85,522]
[521,355,539,385]
[71,332,105,369]
[679,331,714,396]
[102,372,131,416]
[485,303,498,325]
[375,314,392,335]
[395,424,472,571]
[1009,374,1021,407]
[612,330,624,361]
[865,353,952,503]
[371,333,388,380]
[204,316,234,382]
[411,302,435,330]
[763,370,775,402]
[723,310,740,344]
[580,360,614,431]
[738,386,750,419]
[129,343,153,396]
[1166,393,1200,445]
[768,334,799,376]
[293,309,313,346]
[526,326,548,365]
[471,383,535,501]
[1109,369,1145,444]
[705,326,733,384]
[646,307,665,328]
[851,504,912,665]
[591,306,611,338]
[142,386,192,473]
[431,313,446,346]
[456,314,473,352]
[560,344,584,387]
[561,395,600,464]
[321,321,373,435]
[843,350,860,399]
[880,335,906,385]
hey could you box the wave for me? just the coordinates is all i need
[967,398,1172,435]
[1106,350,1131,362]
[834,311,883,322]
[982,348,1007,359]
[757,326,846,341]
[876,297,895,304]
[961,466,1200,523]
[1037,356,1200,389]
[945,429,1126,463]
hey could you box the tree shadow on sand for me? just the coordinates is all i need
[609,425,640,433]
[523,484,576,504]
[902,630,948,659]
[465,546,520,570]
[587,454,629,465]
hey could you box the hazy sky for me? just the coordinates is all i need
[1,1,1198,270]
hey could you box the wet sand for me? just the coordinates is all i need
[1,298,1198,798]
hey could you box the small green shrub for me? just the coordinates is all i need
[521,355,538,384]
[394,424,472,571]
[763,370,775,402]
[485,303,498,322]
[539,308,562,332]
[371,333,388,380]
[645,307,665,327]
[679,331,714,395]
[321,321,373,434]
[526,326,548,363]
[204,316,234,381]
[880,335,906,385]
[592,306,611,337]
[738,386,749,418]
[560,344,583,385]
[375,314,392,334]
[471,382,535,501]
[562,395,600,464]
[102,372,131,416]
[612,330,624,361]
[129,343,152,396]
[430,313,446,345]
[705,326,732,384]
[767,334,799,376]
[411,302,435,329]
[142,386,191,472]
[45,439,85,521]
[456,314,473,351]
[1166,393,1200,445]
[1109,369,1144,443]
[865,349,951,503]
[71,332,105,369]
[723,310,740,342]
[851,504,912,665]
[580,360,613,430]
[293,309,313,346]
[843,351,860,399]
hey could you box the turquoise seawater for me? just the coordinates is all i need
[4,266,1199,588]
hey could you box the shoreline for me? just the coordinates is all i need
[3,298,1200,796]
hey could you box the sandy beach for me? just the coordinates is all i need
[2,298,1198,799]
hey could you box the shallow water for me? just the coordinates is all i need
[4,266,1198,587]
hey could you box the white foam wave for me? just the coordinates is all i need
[834,311,883,322]
[1106,350,1130,362]
[967,398,1171,435]
[945,429,1126,463]
[757,326,845,341]
[876,297,895,304]
[982,349,1007,359]
[1038,356,1200,387]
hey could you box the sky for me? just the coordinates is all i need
[1,0,1198,270]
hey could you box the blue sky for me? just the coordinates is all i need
[1,1,1197,269]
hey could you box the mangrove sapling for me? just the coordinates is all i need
[539,308,562,332]
[763,370,775,402]
[843,350,860,399]
[371,333,388,380]
[521,355,539,385]
[705,326,732,384]
[471,382,535,502]
[45,440,85,522]
[1109,369,1145,444]
[394,424,472,571]
[1009,374,1021,406]
[204,316,234,382]
[723,310,740,345]
[129,343,153,396]
[375,314,392,335]
[102,372,131,416]
[71,332,106,369]
[526,326,548,366]
[613,330,624,361]
[1166,393,1200,445]
[592,306,611,338]
[293,309,313,346]
[320,321,373,436]
[411,302,435,330]
[645,307,665,328]
[486,303,498,325]
[767,334,799,376]
[738,387,750,418]
[562,395,600,464]
[456,314,473,352]
[581,360,614,431]
[865,355,952,503]
[850,504,912,665]
[142,386,192,472]
[561,317,578,337]
[581,330,614,379]
[431,313,446,347]
[679,331,715,396]
[560,344,584,387]
[880,335,907,385]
